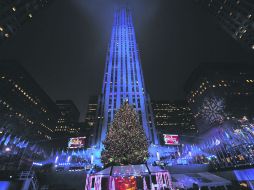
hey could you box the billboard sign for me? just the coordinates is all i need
[163,134,179,145]
[68,137,86,149]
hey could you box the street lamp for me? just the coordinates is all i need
[5,147,11,152]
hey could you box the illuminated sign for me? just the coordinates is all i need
[163,134,179,145]
[68,137,86,149]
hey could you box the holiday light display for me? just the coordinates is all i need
[199,96,225,125]
[207,119,254,169]
[101,102,149,166]
[178,118,254,169]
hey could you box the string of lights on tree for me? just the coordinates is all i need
[101,102,149,166]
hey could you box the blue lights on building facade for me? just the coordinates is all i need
[92,7,158,147]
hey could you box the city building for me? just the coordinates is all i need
[92,7,158,147]
[184,63,254,133]
[152,100,197,144]
[196,0,254,51]
[74,122,94,147]
[0,0,53,44]
[85,96,98,128]
[55,100,80,137]
[0,61,59,142]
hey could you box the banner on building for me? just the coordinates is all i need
[68,137,86,149]
[163,134,179,145]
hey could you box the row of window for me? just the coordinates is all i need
[1,74,48,114]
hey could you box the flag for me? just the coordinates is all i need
[17,140,26,148]
[0,134,6,144]
[30,144,37,152]
[4,134,11,146]
[225,131,230,139]
[50,149,54,158]
[13,136,20,145]
[23,141,29,148]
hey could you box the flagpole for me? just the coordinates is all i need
[17,141,30,170]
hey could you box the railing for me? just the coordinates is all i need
[18,170,39,190]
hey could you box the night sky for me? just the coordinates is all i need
[0,0,254,120]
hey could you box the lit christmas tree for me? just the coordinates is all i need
[101,102,149,166]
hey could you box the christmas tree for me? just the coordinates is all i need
[101,102,149,166]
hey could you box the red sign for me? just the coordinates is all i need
[115,176,137,190]
[163,134,179,145]
[68,137,86,149]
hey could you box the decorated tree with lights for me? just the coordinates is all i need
[101,102,149,166]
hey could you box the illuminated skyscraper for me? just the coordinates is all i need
[85,96,98,128]
[93,7,158,146]
[0,0,53,44]
[152,100,197,144]
[0,61,58,142]
[196,0,254,51]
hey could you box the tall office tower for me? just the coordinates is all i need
[92,8,158,147]
[196,0,254,51]
[85,96,98,128]
[0,61,58,142]
[0,0,53,44]
[152,100,197,144]
[185,63,254,133]
[55,100,80,137]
